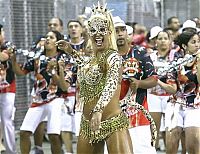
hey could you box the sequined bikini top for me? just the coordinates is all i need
[77,49,114,104]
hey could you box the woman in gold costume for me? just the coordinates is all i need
[56,3,133,154]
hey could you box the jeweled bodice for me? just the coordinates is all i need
[72,48,121,112]
[77,53,108,104]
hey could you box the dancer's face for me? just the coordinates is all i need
[88,17,110,51]
[90,31,110,52]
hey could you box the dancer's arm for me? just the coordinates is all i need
[90,51,121,131]
[92,52,121,113]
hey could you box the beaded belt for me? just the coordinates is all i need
[79,112,129,143]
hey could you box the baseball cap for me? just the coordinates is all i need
[179,20,199,33]
[113,16,133,35]
[149,26,163,40]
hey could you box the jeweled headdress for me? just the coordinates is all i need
[87,2,117,51]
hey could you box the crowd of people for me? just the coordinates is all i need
[0,2,200,154]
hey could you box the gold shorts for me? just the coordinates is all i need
[79,112,129,143]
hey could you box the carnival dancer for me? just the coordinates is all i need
[165,31,200,154]
[56,3,133,154]
[113,16,158,154]
[9,30,72,154]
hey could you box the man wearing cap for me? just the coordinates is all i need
[113,16,157,154]
[179,19,200,33]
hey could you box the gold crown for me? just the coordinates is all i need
[87,1,110,35]
[91,1,111,16]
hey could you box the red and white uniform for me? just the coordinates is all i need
[120,45,157,154]
[20,52,72,135]
[148,50,177,114]
[0,43,17,154]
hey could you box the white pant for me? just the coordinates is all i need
[148,94,169,113]
[73,111,82,136]
[61,96,75,132]
[129,125,157,154]
[165,103,200,129]
[0,93,16,154]
[20,98,64,134]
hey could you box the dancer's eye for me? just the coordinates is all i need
[90,28,96,34]
[99,27,106,33]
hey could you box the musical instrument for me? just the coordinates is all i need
[4,42,70,64]
[157,52,199,77]
[5,41,44,58]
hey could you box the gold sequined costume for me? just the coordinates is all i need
[69,2,133,154]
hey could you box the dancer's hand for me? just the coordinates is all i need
[55,40,73,54]
[90,112,102,131]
